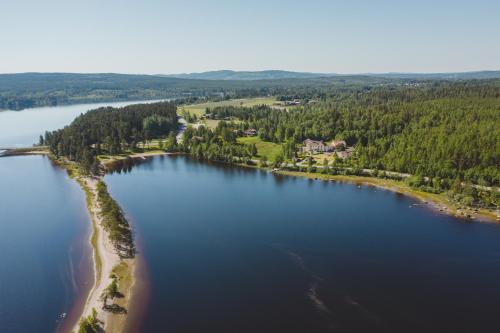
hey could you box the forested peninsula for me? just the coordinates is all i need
[43,101,178,174]
[40,102,178,333]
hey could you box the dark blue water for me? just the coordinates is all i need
[106,156,500,333]
[0,156,91,333]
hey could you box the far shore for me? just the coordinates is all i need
[0,147,49,157]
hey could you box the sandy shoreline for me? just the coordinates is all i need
[4,151,141,332]
[0,151,138,331]
[70,175,136,333]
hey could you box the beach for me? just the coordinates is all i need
[70,175,136,332]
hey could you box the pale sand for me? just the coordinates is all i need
[71,176,136,333]
[99,151,168,168]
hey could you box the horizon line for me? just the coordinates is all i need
[1,69,500,76]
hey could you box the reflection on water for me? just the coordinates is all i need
[105,156,500,333]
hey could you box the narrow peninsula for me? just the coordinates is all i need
[40,101,178,333]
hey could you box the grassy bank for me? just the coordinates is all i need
[178,97,277,118]
[179,97,278,130]
[237,136,282,161]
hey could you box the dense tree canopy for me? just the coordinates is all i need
[44,101,178,173]
[201,81,500,186]
[42,80,499,210]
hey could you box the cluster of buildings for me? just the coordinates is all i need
[273,99,301,107]
[285,99,301,106]
[243,128,257,136]
[302,138,354,159]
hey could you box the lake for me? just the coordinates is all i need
[0,100,165,332]
[106,156,500,333]
[0,155,91,333]
[0,99,166,148]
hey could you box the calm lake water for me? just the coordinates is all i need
[0,101,164,332]
[0,155,91,333]
[106,156,500,333]
[0,100,166,147]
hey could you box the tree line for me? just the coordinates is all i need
[202,81,500,188]
[0,72,402,110]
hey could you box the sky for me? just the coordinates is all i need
[1,0,499,74]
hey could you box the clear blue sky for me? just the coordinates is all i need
[2,0,499,74]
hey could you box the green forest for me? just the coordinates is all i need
[43,101,178,173]
[45,80,499,210]
[0,72,394,110]
[178,80,499,210]
[204,81,499,186]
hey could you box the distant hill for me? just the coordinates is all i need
[367,71,500,80]
[162,70,337,81]
[0,72,386,110]
[163,70,500,81]
[1,71,499,111]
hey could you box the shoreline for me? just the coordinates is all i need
[101,151,498,223]
[120,219,151,333]
[102,151,498,223]
[275,170,499,223]
[73,176,136,333]
[1,149,142,332]
[47,156,137,333]
[54,206,94,333]
[0,147,50,157]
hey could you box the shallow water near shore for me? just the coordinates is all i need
[105,155,500,333]
[0,155,92,333]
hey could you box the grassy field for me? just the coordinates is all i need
[178,97,277,117]
[237,136,282,161]
[306,152,335,164]
[204,119,220,130]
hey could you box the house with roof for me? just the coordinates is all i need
[303,139,330,153]
[336,147,355,159]
[243,128,257,136]
[329,140,346,150]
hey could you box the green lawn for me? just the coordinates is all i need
[204,119,220,130]
[178,97,277,117]
[238,136,282,161]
